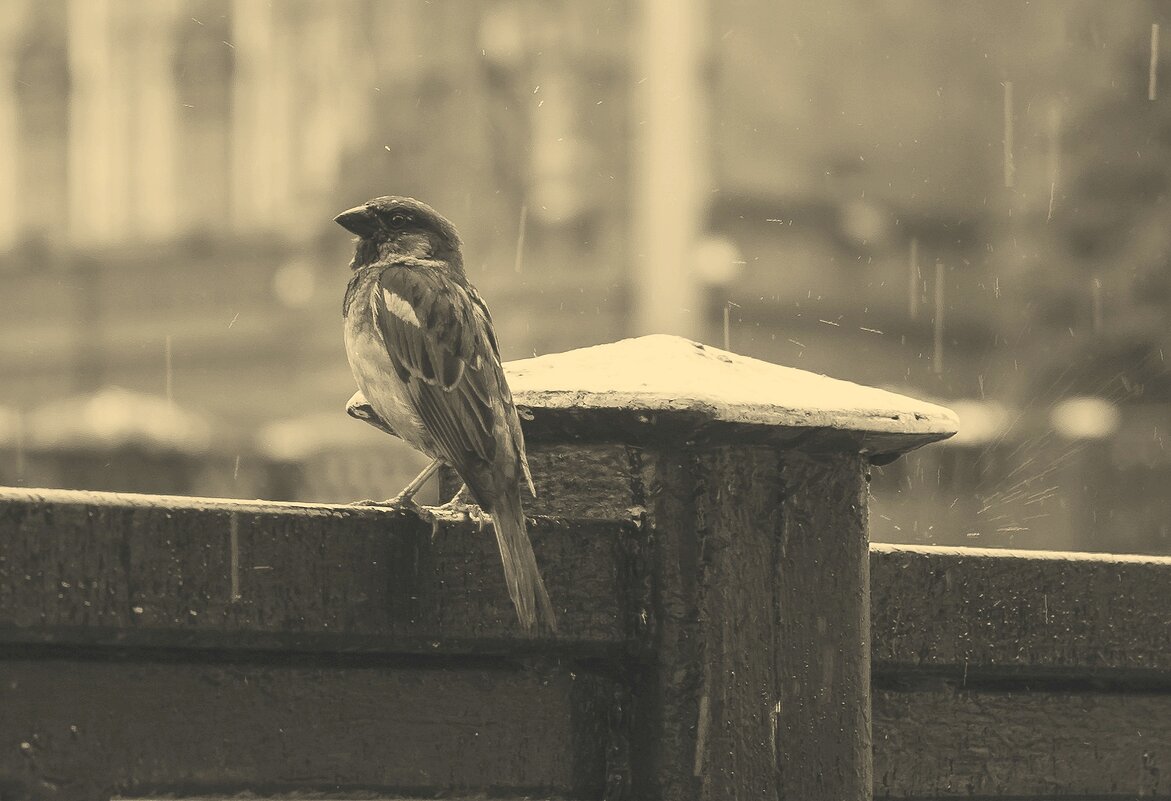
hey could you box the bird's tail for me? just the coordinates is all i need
[489,488,557,635]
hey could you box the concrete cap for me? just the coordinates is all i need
[506,334,958,461]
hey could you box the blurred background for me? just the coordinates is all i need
[1,0,1169,555]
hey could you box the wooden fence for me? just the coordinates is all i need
[1,336,1168,800]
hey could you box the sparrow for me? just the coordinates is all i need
[336,196,556,634]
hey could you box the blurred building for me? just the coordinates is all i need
[0,0,631,433]
[1,0,1169,552]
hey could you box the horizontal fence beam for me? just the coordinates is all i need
[4,489,1171,683]
[0,487,637,655]
[2,658,616,799]
[871,543,1171,682]
[873,684,1171,798]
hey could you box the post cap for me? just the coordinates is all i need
[506,335,958,461]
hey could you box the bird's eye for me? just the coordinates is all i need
[388,212,409,228]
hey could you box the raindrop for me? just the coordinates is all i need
[1047,101,1062,221]
[1003,81,1015,188]
[723,301,740,351]
[933,261,945,375]
[1091,278,1103,333]
[908,238,920,320]
[1150,23,1160,101]
[164,335,173,407]
[229,512,241,602]
[12,409,25,484]
[513,204,527,274]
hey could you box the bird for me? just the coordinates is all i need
[336,196,556,634]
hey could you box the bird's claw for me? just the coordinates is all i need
[427,498,486,522]
[415,499,488,542]
[415,500,486,542]
[348,496,421,511]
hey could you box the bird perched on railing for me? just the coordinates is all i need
[336,196,556,634]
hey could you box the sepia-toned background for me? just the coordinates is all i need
[2,0,1169,554]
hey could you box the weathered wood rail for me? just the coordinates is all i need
[1,337,1167,800]
[870,544,1171,798]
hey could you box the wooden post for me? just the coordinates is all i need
[501,335,957,801]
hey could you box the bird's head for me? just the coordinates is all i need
[334,196,463,271]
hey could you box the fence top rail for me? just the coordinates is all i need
[873,541,1171,566]
[872,542,1171,682]
[0,485,635,654]
[0,485,387,517]
[3,486,1168,683]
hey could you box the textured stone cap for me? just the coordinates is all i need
[506,334,958,460]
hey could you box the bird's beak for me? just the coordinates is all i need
[334,205,377,237]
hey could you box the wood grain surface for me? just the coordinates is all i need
[0,659,614,800]
[871,543,1171,679]
[874,685,1171,797]
[0,487,635,653]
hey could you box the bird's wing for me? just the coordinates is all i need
[370,262,502,479]
[466,284,536,497]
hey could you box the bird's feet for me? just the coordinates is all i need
[423,497,487,523]
[407,498,485,542]
[348,494,421,511]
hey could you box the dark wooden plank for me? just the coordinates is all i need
[0,659,613,800]
[0,487,633,653]
[693,446,782,800]
[776,451,872,801]
[873,685,1171,798]
[871,544,1171,679]
[524,444,640,520]
[627,446,701,801]
[11,491,1169,670]
[439,443,641,521]
[627,445,874,801]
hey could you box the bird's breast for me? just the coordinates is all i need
[343,293,434,455]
